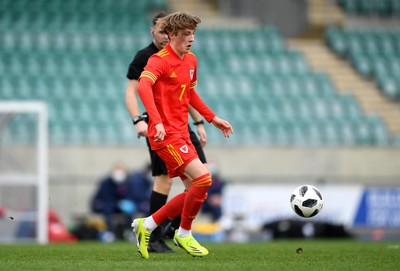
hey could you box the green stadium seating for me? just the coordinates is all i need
[0,0,394,146]
[336,0,400,16]
[326,26,400,101]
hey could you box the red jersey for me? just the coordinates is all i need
[138,44,215,150]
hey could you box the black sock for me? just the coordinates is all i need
[149,191,168,242]
[163,216,181,239]
[150,190,168,214]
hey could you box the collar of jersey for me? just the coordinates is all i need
[165,43,186,61]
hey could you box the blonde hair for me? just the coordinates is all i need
[158,11,201,35]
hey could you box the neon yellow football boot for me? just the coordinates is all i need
[173,230,209,257]
[131,218,150,259]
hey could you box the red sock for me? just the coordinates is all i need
[152,192,186,225]
[180,173,212,230]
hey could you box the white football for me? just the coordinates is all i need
[290,185,323,218]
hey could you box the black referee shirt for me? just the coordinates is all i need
[126,42,159,80]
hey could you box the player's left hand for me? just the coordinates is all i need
[211,116,233,138]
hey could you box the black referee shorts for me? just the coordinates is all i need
[146,128,207,177]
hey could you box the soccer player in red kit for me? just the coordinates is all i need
[132,11,233,259]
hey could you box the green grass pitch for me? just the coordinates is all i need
[0,240,399,271]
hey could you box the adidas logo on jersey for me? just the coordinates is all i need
[170,72,177,78]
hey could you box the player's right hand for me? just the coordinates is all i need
[135,121,148,137]
[154,123,166,142]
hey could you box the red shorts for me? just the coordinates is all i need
[155,135,198,178]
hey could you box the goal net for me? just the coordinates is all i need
[0,101,48,244]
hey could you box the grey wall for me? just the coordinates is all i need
[7,145,400,182]
[47,146,400,182]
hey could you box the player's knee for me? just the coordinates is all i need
[192,173,212,188]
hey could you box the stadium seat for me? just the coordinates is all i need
[377,74,400,99]
[0,77,15,100]
[368,114,389,145]
[325,26,347,56]
[351,52,373,77]
[338,120,357,145]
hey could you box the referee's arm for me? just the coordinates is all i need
[125,78,148,137]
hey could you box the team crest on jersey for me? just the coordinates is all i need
[190,69,194,80]
[179,144,189,154]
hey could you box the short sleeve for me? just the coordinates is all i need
[139,55,164,83]
[126,51,147,80]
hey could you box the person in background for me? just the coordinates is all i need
[126,163,153,216]
[91,162,152,242]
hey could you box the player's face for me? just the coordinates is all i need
[170,28,195,58]
[151,24,169,50]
